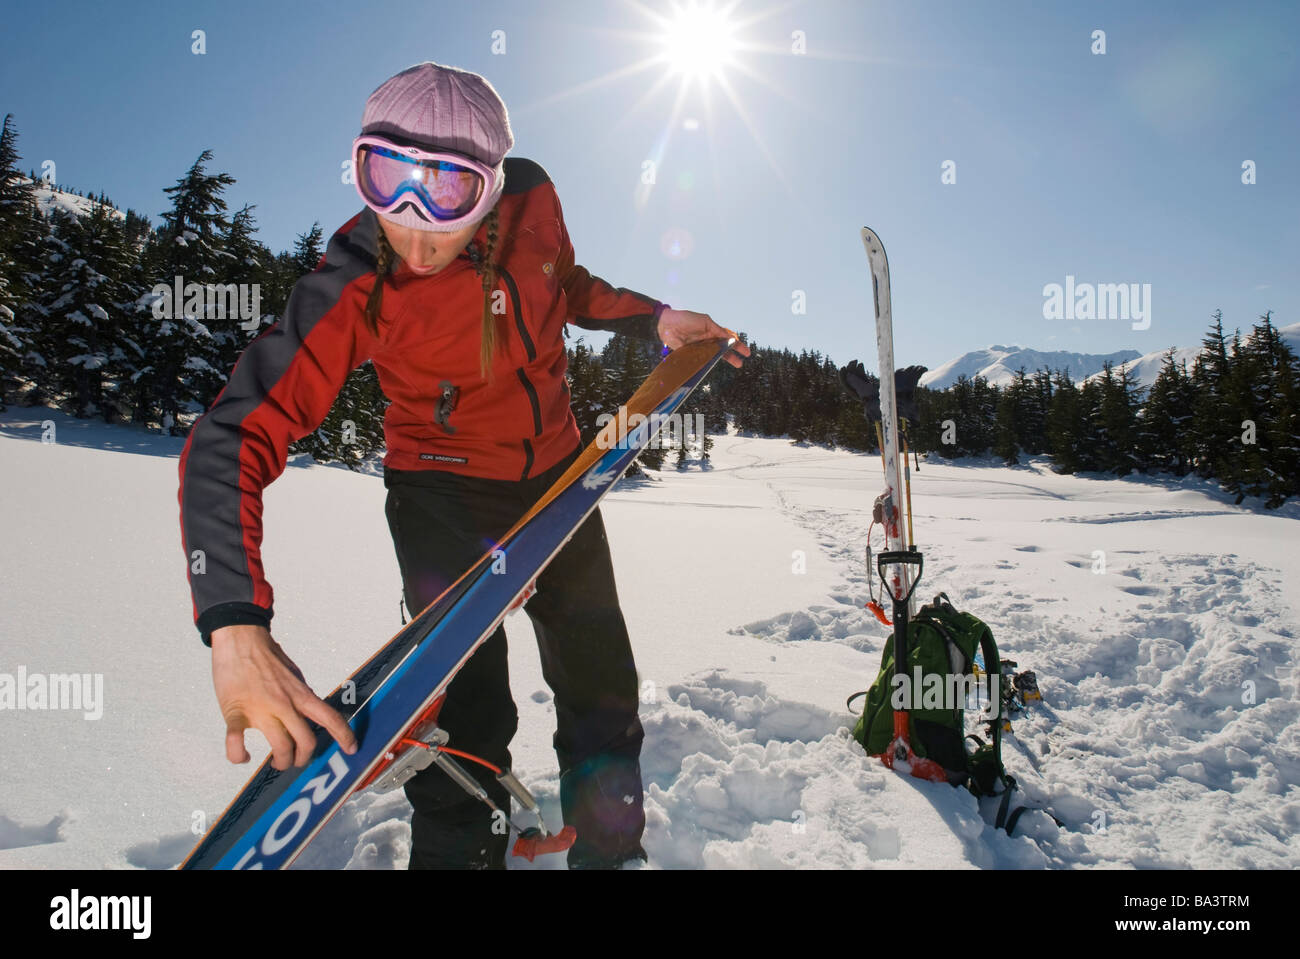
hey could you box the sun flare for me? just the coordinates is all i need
[661,1,739,82]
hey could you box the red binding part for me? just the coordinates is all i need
[357,693,577,860]
[864,600,892,626]
[513,825,577,862]
[356,695,446,791]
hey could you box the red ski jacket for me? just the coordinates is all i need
[178,157,668,644]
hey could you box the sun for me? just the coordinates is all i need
[661,1,739,82]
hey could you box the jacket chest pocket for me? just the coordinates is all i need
[499,221,564,349]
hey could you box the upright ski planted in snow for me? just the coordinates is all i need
[860,227,946,784]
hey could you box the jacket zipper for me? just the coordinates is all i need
[498,264,544,480]
[498,266,536,361]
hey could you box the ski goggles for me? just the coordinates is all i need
[352,135,496,228]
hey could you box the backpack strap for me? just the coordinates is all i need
[976,621,1009,781]
[994,782,1016,830]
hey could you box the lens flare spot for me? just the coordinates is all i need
[660,227,695,261]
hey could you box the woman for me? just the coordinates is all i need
[178,61,748,869]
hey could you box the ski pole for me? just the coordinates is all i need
[901,427,916,549]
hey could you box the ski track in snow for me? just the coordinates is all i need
[1,411,1296,869]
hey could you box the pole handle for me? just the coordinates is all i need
[876,549,923,606]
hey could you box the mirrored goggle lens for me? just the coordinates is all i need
[357,145,484,218]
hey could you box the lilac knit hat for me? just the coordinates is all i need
[359,61,514,232]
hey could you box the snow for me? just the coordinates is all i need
[181,356,217,374]
[18,177,125,223]
[0,409,1296,870]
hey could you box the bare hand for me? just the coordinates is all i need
[658,309,751,369]
[210,624,358,771]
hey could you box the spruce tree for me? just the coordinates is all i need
[565,337,605,447]
[1095,362,1142,475]
[788,350,812,443]
[946,375,996,455]
[1260,313,1300,507]
[1213,328,1255,500]
[993,372,1023,465]
[0,114,49,403]
[1046,369,1084,472]
[1075,375,1109,471]
[1024,369,1053,454]
[1228,318,1276,499]
[141,150,237,432]
[1189,310,1236,483]
[291,222,324,275]
[836,374,875,453]
[220,203,268,330]
[913,384,953,458]
[1139,350,1194,475]
[601,332,661,473]
[1234,310,1298,505]
[32,201,133,418]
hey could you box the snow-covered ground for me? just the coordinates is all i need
[1,408,1296,869]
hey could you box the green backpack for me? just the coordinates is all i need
[849,592,1012,798]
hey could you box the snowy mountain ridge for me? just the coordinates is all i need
[922,322,1300,391]
[920,345,1142,390]
[1083,321,1300,388]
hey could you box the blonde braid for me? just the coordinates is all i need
[364,227,396,337]
[475,205,501,382]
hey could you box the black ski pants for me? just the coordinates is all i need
[383,443,647,869]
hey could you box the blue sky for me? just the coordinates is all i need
[2,0,1296,371]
